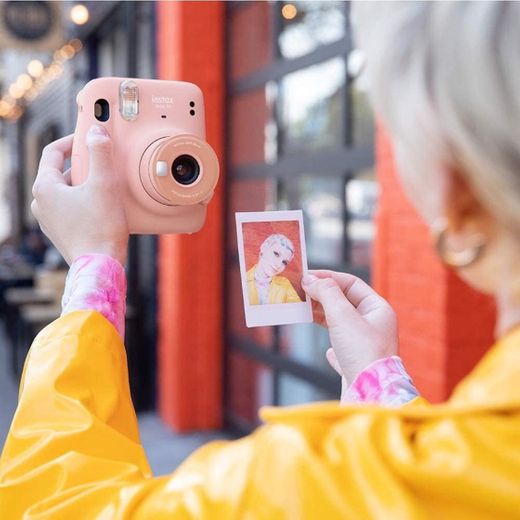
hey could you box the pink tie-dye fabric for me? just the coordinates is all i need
[60,255,417,404]
[342,356,419,406]
[61,254,126,338]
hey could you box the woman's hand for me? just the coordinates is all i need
[31,125,129,266]
[301,270,399,385]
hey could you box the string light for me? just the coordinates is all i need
[27,60,44,78]
[0,100,11,117]
[53,49,68,62]
[282,3,298,20]
[6,105,23,121]
[61,44,75,59]
[8,84,24,99]
[69,39,83,52]
[16,74,33,91]
[70,4,89,25]
[1,38,84,120]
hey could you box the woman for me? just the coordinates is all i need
[0,2,519,518]
[247,233,302,305]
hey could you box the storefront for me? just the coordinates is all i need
[1,1,496,435]
[155,1,377,433]
[78,1,158,411]
[155,0,495,433]
[224,1,375,432]
[3,1,158,411]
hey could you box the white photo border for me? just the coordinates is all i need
[235,210,313,328]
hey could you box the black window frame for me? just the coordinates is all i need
[224,1,375,434]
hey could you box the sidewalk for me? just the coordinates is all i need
[0,324,230,476]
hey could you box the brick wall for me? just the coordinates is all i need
[157,1,225,431]
[373,128,496,402]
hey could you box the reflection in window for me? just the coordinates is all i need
[279,323,333,372]
[347,48,374,146]
[264,81,279,164]
[98,27,128,77]
[278,373,332,406]
[351,83,374,146]
[297,176,344,266]
[136,4,154,78]
[280,57,345,155]
[98,37,114,77]
[346,169,378,268]
[278,1,346,60]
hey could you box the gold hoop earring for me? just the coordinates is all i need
[433,219,487,268]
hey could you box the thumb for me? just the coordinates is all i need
[301,273,354,326]
[86,124,114,183]
[326,348,342,376]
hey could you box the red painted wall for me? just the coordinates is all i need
[373,128,496,401]
[156,1,225,430]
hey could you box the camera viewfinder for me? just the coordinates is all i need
[94,99,110,122]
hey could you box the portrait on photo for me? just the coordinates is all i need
[235,210,313,327]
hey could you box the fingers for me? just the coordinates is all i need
[62,167,72,186]
[301,274,355,325]
[86,124,114,184]
[30,201,55,251]
[326,348,342,376]
[307,269,386,313]
[38,134,74,172]
[34,135,74,195]
[30,199,39,221]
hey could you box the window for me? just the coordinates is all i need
[225,1,374,432]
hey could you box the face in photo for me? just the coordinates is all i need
[245,227,304,306]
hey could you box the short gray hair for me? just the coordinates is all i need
[352,1,520,229]
[260,234,295,257]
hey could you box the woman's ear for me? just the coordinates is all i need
[443,166,493,234]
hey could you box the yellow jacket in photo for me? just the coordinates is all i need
[247,265,302,305]
[0,310,519,519]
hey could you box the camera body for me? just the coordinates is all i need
[71,77,219,234]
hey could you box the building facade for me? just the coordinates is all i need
[1,1,158,411]
[155,1,495,433]
[1,1,495,434]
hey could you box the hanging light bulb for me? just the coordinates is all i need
[9,84,24,99]
[282,3,298,20]
[69,38,83,52]
[70,4,89,25]
[16,74,33,91]
[27,59,44,78]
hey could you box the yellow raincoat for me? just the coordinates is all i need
[247,266,302,305]
[0,310,519,519]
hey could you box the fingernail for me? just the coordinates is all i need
[88,124,107,136]
[302,274,317,285]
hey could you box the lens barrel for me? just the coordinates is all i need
[171,155,200,185]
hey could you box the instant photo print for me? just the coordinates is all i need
[235,210,313,328]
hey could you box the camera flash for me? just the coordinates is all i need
[119,80,139,121]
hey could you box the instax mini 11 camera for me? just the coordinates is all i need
[71,77,219,234]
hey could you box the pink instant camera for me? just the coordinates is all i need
[71,77,219,234]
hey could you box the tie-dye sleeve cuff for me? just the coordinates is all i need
[61,254,127,338]
[342,356,419,406]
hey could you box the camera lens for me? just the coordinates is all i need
[171,155,200,185]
